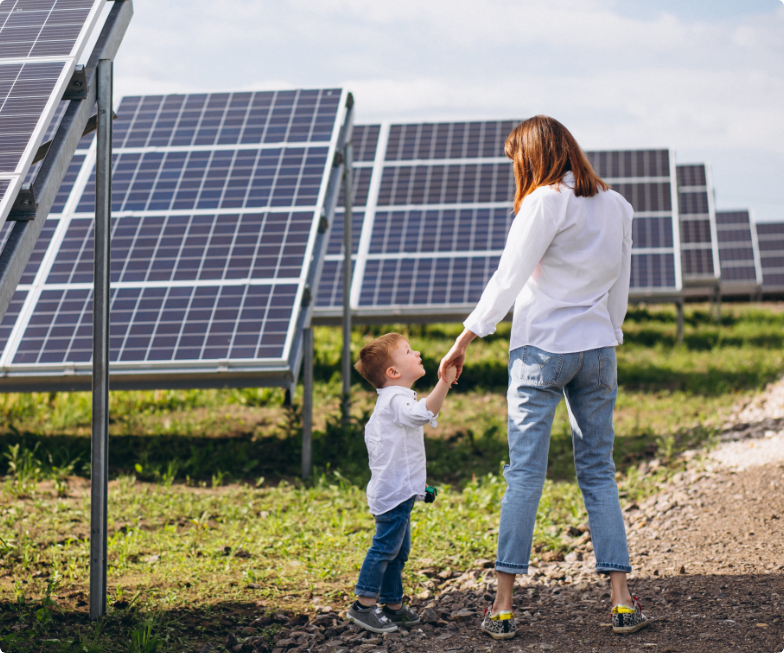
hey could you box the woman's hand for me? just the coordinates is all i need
[438,328,478,382]
[439,345,466,382]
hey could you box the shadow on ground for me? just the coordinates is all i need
[2,573,783,652]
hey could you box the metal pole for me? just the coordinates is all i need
[302,327,314,479]
[90,59,112,622]
[676,300,684,346]
[716,287,722,324]
[341,137,354,424]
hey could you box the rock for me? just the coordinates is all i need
[290,613,309,626]
[276,639,295,649]
[235,548,252,558]
[451,609,475,622]
[473,558,494,569]
[420,608,440,625]
[251,616,273,627]
[679,565,687,574]
[220,546,232,556]
[437,570,452,580]
[226,633,239,648]
[541,550,564,562]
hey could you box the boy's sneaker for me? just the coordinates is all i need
[612,596,649,634]
[347,603,399,634]
[480,605,516,640]
[382,604,421,626]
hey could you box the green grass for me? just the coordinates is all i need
[2,302,784,650]
[0,302,781,484]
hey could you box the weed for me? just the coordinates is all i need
[127,617,161,653]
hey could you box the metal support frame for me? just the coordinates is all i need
[89,58,112,623]
[676,300,684,346]
[301,327,314,479]
[341,132,354,424]
[0,0,133,326]
[299,93,354,479]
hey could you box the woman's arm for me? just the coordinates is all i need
[607,208,633,343]
[438,328,477,381]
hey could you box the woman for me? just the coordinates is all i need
[438,116,648,639]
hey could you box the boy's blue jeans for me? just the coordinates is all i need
[355,496,415,604]
[496,345,631,576]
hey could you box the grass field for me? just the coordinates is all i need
[1,302,784,651]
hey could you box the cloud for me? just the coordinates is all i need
[113,0,784,219]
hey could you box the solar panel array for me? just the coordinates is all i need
[675,164,720,292]
[755,222,784,293]
[0,0,104,224]
[715,210,762,295]
[314,121,683,321]
[0,88,350,390]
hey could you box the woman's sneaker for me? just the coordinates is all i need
[612,596,649,634]
[347,603,399,634]
[382,604,421,627]
[480,605,516,640]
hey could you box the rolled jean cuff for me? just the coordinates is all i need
[495,560,528,575]
[378,592,403,604]
[354,585,379,599]
[595,562,632,574]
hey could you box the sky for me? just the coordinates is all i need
[107,0,784,222]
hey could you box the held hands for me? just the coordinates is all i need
[438,344,466,384]
[438,328,477,385]
[441,362,458,386]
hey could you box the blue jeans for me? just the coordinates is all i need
[496,345,631,576]
[355,497,414,604]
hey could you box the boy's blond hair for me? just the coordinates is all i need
[354,333,408,389]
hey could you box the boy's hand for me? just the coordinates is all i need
[443,364,458,386]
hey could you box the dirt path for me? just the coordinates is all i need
[233,459,783,653]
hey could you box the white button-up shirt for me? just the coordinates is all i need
[464,172,633,353]
[364,386,437,515]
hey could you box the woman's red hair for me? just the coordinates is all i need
[505,116,609,214]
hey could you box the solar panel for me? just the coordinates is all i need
[0,88,351,390]
[0,0,104,224]
[715,210,762,295]
[675,164,720,295]
[755,222,784,293]
[313,121,683,323]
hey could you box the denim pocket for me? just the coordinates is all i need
[598,349,617,389]
[521,345,564,386]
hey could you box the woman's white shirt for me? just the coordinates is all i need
[464,172,633,353]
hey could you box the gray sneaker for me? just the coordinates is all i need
[347,604,399,634]
[382,604,421,626]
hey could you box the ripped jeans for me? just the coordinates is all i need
[495,345,631,576]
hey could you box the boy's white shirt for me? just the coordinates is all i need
[364,385,437,515]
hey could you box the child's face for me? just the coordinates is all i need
[387,340,426,385]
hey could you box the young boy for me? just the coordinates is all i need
[347,333,457,633]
